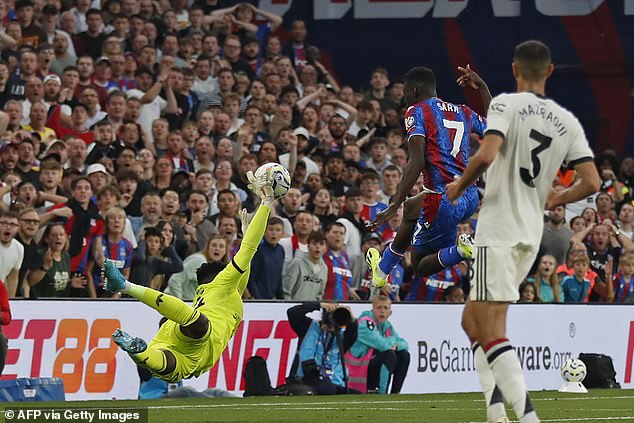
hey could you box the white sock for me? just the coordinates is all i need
[486,339,539,423]
[472,341,507,421]
[376,263,387,280]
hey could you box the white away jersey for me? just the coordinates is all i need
[476,92,594,247]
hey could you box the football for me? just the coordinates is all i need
[254,162,291,200]
[561,358,587,383]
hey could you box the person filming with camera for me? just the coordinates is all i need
[287,301,359,395]
[347,295,410,394]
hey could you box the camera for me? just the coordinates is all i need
[301,359,322,387]
[321,307,352,329]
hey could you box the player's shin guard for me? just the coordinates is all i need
[485,339,539,423]
[132,347,168,373]
[472,340,507,422]
[127,284,200,327]
[378,243,404,276]
[438,246,462,268]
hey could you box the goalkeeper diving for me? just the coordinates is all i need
[102,171,277,382]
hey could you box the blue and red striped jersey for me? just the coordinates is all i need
[323,249,352,301]
[361,201,388,223]
[404,97,486,193]
[405,264,464,302]
[613,273,634,304]
[93,237,134,287]
[376,222,398,244]
[359,261,403,301]
[229,240,240,261]
[48,203,106,273]
[385,263,404,301]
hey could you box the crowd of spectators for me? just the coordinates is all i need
[0,0,632,304]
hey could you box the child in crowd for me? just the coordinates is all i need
[130,227,184,290]
[527,254,562,303]
[518,281,539,303]
[283,230,328,301]
[561,255,593,303]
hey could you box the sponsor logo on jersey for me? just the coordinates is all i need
[405,115,415,130]
[490,102,506,113]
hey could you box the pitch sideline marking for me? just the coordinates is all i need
[466,418,634,423]
[544,418,634,422]
[146,395,634,410]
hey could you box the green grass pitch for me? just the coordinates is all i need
[3,389,633,423]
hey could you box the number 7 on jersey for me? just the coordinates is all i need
[443,119,464,158]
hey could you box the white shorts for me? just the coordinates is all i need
[470,244,539,302]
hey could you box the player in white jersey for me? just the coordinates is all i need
[446,40,600,423]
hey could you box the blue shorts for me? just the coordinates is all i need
[411,185,479,254]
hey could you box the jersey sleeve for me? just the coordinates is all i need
[467,106,487,136]
[404,105,426,141]
[386,321,409,351]
[123,241,133,269]
[563,118,594,167]
[95,218,106,236]
[484,94,512,139]
[46,104,62,134]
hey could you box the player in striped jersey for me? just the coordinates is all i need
[366,65,490,290]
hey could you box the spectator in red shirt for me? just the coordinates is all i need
[48,103,95,145]
[41,177,105,295]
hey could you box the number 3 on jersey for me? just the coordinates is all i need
[442,119,464,158]
[520,129,552,188]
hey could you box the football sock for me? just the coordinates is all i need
[485,339,539,423]
[438,246,462,268]
[472,340,507,421]
[127,284,200,327]
[133,347,167,373]
[378,243,404,276]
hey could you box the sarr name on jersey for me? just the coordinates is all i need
[435,101,460,113]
